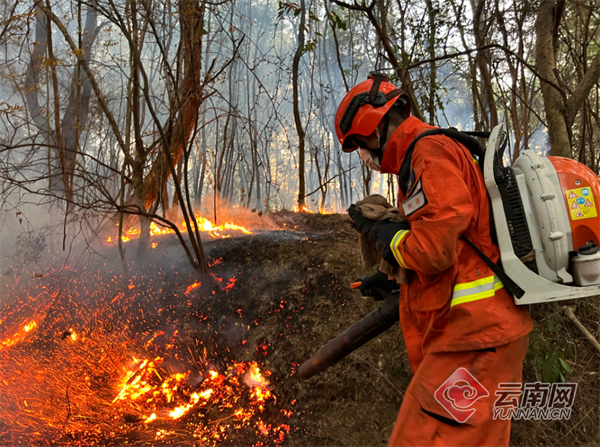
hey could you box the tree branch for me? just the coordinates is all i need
[562,305,600,354]
[566,50,600,128]
[39,3,130,162]
[406,43,565,96]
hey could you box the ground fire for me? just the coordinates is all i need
[0,217,294,446]
[106,214,254,245]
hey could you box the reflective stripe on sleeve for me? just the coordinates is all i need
[390,229,411,269]
[451,275,504,307]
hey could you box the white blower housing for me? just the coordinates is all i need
[484,125,600,305]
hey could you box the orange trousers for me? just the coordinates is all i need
[389,336,529,447]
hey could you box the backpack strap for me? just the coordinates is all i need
[396,128,524,299]
[461,235,525,299]
[398,128,485,195]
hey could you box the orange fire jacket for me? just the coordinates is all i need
[380,117,533,371]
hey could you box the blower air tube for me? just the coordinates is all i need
[298,293,399,380]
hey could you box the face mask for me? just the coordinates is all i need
[360,148,381,171]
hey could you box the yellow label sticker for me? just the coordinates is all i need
[565,187,597,220]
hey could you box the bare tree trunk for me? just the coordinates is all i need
[61,2,98,193]
[363,0,424,121]
[45,0,71,209]
[293,0,306,207]
[470,0,498,129]
[24,7,50,137]
[130,0,151,253]
[495,0,522,162]
[536,0,570,156]
[425,0,437,125]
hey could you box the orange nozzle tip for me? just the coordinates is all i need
[350,282,362,289]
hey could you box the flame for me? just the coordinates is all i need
[292,204,314,213]
[144,413,156,423]
[169,388,214,419]
[1,321,37,350]
[106,214,252,245]
[244,363,269,388]
[107,358,288,440]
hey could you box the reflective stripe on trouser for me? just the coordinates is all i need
[390,229,411,268]
[451,275,504,307]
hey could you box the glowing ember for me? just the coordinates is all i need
[108,357,287,441]
[225,278,237,292]
[244,363,269,389]
[185,281,202,294]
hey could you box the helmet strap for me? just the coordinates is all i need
[376,113,391,159]
[371,147,384,163]
[368,72,388,104]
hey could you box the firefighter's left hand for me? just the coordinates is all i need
[348,204,410,266]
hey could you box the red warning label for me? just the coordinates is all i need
[569,191,578,199]
[571,202,579,209]
[585,199,594,207]
[576,210,585,218]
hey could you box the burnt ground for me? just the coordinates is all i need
[1,211,599,446]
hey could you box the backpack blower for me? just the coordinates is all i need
[484,124,600,304]
[299,123,600,380]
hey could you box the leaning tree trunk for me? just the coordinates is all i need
[141,0,206,209]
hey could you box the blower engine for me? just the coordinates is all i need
[486,124,600,305]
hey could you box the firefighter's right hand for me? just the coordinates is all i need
[357,270,399,301]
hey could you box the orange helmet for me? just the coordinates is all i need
[335,72,410,152]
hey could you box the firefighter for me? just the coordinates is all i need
[336,72,533,446]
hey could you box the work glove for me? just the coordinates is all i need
[347,204,410,267]
[358,269,399,301]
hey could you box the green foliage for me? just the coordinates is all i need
[302,38,316,55]
[325,11,347,31]
[277,1,300,18]
[542,350,572,383]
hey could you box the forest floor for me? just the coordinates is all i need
[208,211,600,447]
[1,211,599,446]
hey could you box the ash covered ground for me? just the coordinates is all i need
[1,211,598,446]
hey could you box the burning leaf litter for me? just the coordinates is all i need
[1,249,291,445]
[107,214,253,244]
